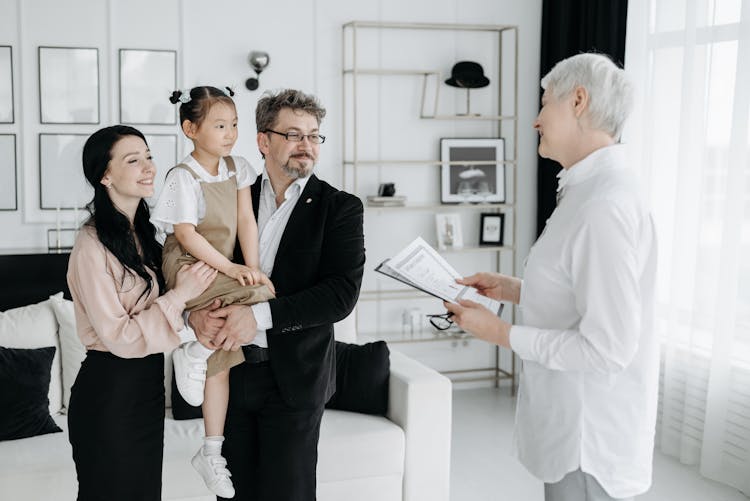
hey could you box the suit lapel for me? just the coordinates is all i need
[273,176,322,266]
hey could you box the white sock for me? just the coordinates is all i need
[187,341,214,361]
[203,436,224,456]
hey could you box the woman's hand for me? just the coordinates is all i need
[173,261,217,306]
[443,299,512,349]
[457,272,522,304]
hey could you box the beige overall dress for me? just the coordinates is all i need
[162,157,274,375]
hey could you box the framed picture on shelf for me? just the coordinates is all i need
[440,138,505,203]
[38,133,92,209]
[0,46,13,123]
[0,134,17,210]
[479,212,504,246]
[120,49,177,124]
[39,46,99,124]
[435,213,463,250]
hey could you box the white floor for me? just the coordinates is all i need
[451,387,750,501]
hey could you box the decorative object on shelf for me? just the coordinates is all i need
[440,138,505,203]
[0,134,17,210]
[444,61,489,116]
[366,195,406,207]
[143,134,178,207]
[245,51,270,91]
[38,47,99,124]
[378,182,396,197]
[479,212,504,246]
[0,46,13,123]
[47,228,76,253]
[119,49,177,125]
[39,134,91,210]
[402,308,423,335]
[435,213,463,250]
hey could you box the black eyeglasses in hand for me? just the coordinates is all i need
[427,303,505,332]
[427,312,455,331]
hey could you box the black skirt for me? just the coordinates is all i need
[68,350,165,501]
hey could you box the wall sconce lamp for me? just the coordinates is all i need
[245,51,270,91]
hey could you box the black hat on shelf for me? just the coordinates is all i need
[445,61,490,89]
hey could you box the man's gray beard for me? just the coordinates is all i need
[281,161,313,179]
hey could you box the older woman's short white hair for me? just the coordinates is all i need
[541,53,633,140]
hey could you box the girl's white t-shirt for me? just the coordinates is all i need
[150,154,258,237]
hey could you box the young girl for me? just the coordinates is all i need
[151,86,274,498]
[67,125,216,501]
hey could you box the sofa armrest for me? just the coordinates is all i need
[387,350,452,501]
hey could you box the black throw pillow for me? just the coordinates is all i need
[170,364,203,420]
[0,346,62,441]
[326,341,390,415]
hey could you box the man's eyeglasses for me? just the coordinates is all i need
[427,312,455,331]
[264,129,326,144]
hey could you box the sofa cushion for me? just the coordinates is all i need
[326,341,390,415]
[49,293,86,412]
[0,297,63,415]
[0,346,62,441]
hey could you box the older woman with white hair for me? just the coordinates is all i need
[444,53,658,501]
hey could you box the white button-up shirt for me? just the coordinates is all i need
[248,170,309,347]
[509,144,659,498]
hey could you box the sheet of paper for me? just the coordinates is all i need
[384,237,501,313]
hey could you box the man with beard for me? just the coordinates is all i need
[187,88,365,500]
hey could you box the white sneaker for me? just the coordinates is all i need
[191,447,235,498]
[172,344,207,406]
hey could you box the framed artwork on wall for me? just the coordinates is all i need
[479,212,504,246]
[120,49,177,125]
[435,213,463,250]
[39,46,99,124]
[0,46,14,123]
[144,133,178,206]
[38,133,92,209]
[440,138,505,204]
[0,134,17,210]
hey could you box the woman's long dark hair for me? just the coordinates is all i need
[82,125,165,301]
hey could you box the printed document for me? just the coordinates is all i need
[375,237,502,314]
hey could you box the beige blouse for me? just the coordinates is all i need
[67,226,184,358]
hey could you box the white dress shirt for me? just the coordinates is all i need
[247,170,310,347]
[509,144,659,498]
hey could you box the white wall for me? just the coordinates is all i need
[0,0,541,259]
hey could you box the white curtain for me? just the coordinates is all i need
[624,0,750,494]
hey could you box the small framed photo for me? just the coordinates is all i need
[119,49,177,124]
[0,46,14,123]
[479,213,504,246]
[39,46,99,124]
[440,138,505,203]
[435,213,463,250]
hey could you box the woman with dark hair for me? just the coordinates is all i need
[66,125,217,501]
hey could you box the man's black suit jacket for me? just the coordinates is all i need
[237,175,365,410]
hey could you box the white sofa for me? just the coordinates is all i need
[0,294,452,501]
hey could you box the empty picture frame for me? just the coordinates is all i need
[120,49,177,124]
[39,134,92,209]
[440,138,505,203]
[39,46,99,124]
[0,134,17,210]
[0,46,13,123]
[144,134,178,206]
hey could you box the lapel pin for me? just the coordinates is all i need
[306,198,312,204]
